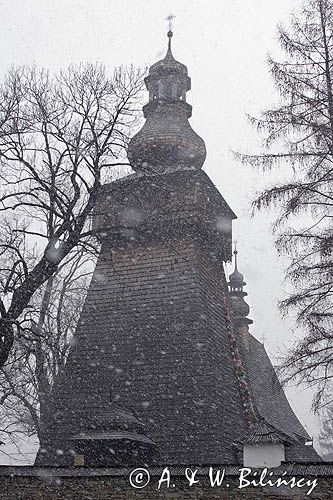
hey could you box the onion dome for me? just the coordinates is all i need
[127,29,206,173]
[149,30,188,76]
[228,248,253,326]
[229,249,245,288]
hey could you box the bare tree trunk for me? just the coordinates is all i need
[33,277,54,440]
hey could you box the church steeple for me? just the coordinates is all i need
[228,247,253,328]
[127,22,206,172]
[35,27,320,471]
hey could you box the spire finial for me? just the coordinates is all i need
[233,240,238,271]
[166,13,176,50]
[228,242,253,328]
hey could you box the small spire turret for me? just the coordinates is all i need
[229,248,245,290]
[228,247,253,327]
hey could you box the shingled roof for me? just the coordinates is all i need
[242,334,320,462]
[36,166,320,467]
[240,418,294,446]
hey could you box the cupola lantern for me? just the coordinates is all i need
[127,22,206,173]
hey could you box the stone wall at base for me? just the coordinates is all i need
[0,465,332,500]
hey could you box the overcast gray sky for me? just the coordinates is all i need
[0,0,321,462]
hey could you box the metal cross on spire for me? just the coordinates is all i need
[166,13,176,32]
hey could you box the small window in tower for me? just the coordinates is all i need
[172,83,178,99]
[158,81,165,98]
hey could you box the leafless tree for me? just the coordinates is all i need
[0,63,144,369]
[319,402,333,459]
[0,247,94,460]
[239,0,333,410]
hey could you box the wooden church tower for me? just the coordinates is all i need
[36,28,319,468]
